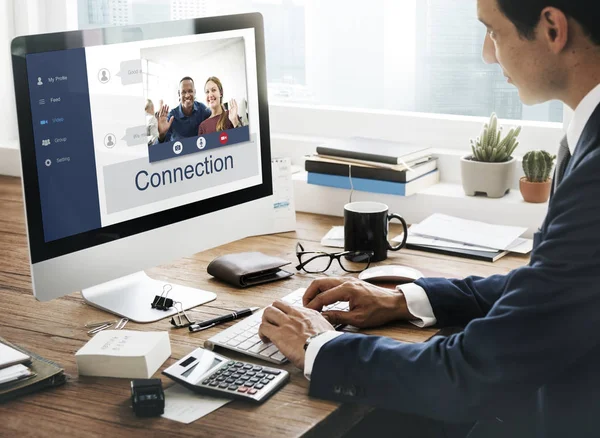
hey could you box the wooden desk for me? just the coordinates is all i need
[0,175,530,437]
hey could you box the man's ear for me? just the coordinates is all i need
[541,7,569,53]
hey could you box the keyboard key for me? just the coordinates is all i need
[233,335,250,343]
[249,335,262,344]
[248,342,272,354]
[238,340,259,351]
[270,352,286,362]
[226,339,242,347]
[259,345,280,357]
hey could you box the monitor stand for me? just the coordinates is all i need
[81,271,216,323]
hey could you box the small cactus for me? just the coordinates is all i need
[470,113,521,162]
[522,150,556,183]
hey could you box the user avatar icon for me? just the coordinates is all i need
[104,133,116,149]
[196,136,207,150]
[37,77,43,86]
[98,68,111,83]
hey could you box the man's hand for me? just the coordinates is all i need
[228,99,240,127]
[157,104,174,141]
[303,278,413,328]
[258,301,335,370]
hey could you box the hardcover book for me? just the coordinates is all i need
[307,169,440,196]
[316,137,432,165]
[305,156,438,183]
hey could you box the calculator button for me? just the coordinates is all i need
[228,385,239,391]
[263,368,282,375]
[249,377,260,383]
[234,362,244,367]
[243,365,252,370]
[252,366,262,371]
[235,380,245,386]
[256,373,266,378]
[209,381,219,387]
[217,376,226,381]
[226,378,236,383]
[255,383,264,390]
[202,379,210,384]
[260,379,270,385]
[240,375,249,381]
[232,373,241,379]
[223,372,232,377]
[246,371,256,376]
[219,383,228,389]
[266,375,275,380]
[248,389,258,395]
[237,387,249,393]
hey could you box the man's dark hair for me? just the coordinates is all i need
[497,0,600,45]
[179,76,194,86]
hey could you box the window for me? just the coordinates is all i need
[78,0,563,123]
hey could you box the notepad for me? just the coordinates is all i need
[0,343,30,369]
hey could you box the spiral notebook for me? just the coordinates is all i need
[0,337,66,403]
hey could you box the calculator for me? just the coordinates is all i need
[162,347,290,403]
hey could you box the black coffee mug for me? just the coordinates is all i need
[344,202,408,262]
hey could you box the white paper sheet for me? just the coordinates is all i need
[408,214,527,251]
[161,384,232,424]
[321,226,344,248]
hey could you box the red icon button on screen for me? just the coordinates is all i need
[219,132,228,145]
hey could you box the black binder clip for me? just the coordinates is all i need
[151,284,174,311]
[170,302,195,328]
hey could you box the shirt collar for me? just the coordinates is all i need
[176,101,199,118]
[567,83,600,154]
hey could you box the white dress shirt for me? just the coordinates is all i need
[304,83,600,380]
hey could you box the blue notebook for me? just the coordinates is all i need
[307,170,439,196]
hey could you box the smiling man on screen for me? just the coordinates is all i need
[259,1,600,437]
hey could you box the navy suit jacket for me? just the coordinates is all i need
[310,104,600,437]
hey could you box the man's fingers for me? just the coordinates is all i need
[262,305,286,326]
[271,299,296,315]
[305,284,351,311]
[321,310,352,326]
[303,278,347,306]
[258,321,275,343]
[166,116,174,128]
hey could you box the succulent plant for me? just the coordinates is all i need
[522,150,556,183]
[470,113,521,162]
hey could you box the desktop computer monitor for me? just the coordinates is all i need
[11,13,273,322]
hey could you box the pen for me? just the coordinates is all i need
[189,307,261,332]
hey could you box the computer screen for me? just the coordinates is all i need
[12,14,273,319]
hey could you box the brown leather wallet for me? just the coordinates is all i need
[207,252,294,288]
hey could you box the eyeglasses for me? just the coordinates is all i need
[295,242,373,274]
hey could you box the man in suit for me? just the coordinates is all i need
[259,0,600,436]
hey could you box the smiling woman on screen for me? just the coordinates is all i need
[198,76,242,135]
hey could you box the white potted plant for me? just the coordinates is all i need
[461,113,521,198]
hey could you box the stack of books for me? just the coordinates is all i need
[391,214,534,262]
[305,137,439,196]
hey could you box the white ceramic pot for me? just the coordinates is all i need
[460,155,516,198]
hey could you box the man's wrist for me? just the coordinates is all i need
[303,332,325,351]
[392,290,411,320]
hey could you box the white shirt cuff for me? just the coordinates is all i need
[303,331,344,380]
[397,283,437,328]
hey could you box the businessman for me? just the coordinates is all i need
[259,0,600,436]
[157,76,211,143]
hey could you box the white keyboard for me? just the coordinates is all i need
[204,288,349,364]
